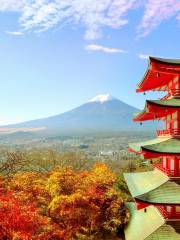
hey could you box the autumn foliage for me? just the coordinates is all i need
[0,162,130,240]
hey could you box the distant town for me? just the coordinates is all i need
[0,131,153,165]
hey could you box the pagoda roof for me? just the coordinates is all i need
[124,203,180,240]
[148,98,180,107]
[124,169,168,197]
[129,137,180,155]
[138,181,180,204]
[124,170,180,204]
[134,110,165,122]
[134,98,180,122]
[146,224,180,240]
[136,57,180,93]
[151,57,180,65]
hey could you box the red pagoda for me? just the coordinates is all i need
[124,57,180,240]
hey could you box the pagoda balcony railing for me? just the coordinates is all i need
[157,206,180,219]
[160,89,180,100]
[157,206,168,218]
[160,92,171,100]
[166,212,180,219]
[170,89,180,97]
[154,163,180,177]
[156,128,180,137]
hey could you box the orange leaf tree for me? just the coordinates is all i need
[7,163,129,240]
[0,189,46,239]
[45,163,129,239]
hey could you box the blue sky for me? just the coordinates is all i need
[0,0,180,125]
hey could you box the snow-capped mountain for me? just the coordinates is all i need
[89,94,116,103]
[0,94,152,135]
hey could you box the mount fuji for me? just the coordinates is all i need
[0,94,152,135]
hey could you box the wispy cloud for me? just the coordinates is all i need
[0,0,138,40]
[6,31,24,36]
[0,0,23,11]
[138,54,149,59]
[0,1,180,40]
[137,0,180,38]
[85,44,127,53]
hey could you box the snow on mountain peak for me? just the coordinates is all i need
[89,94,116,103]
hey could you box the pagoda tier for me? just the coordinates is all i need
[124,170,180,204]
[136,200,180,220]
[129,138,180,177]
[124,203,180,240]
[136,57,180,96]
[134,98,180,122]
[129,137,180,157]
[134,98,180,139]
[124,170,180,220]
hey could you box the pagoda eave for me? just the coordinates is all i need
[124,171,180,205]
[133,99,180,122]
[133,111,166,122]
[143,150,180,159]
[136,57,180,93]
[124,169,169,200]
[141,147,179,156]
[135,197,180,206]
[128,147,141,154]
[147,99,180,109]
[150,56,180,72]
[135,199,180,210]
[136,70,174,93]
[129,137,180,159]
[129,147,180,160]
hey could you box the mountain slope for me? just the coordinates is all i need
[0,94,152,134]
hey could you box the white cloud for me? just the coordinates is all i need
[137,0,180,38]
[0,0,23,12]
[138,54,149,59]
[6,31,24,36]
[0,0,180,40]
[85,44,126,53]
[0,0,138,40]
